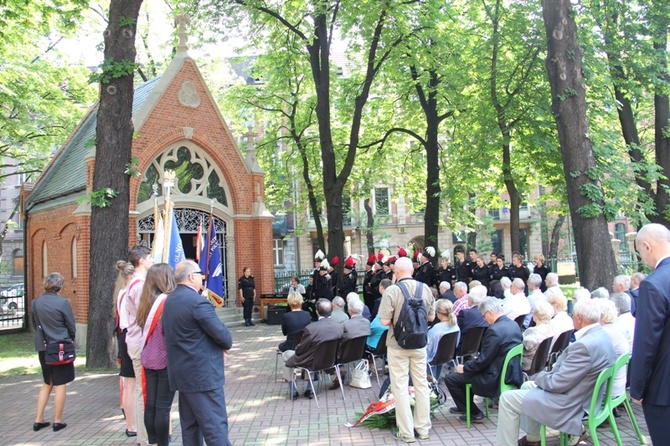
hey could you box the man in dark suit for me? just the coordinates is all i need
[438,281,456,303]
[282,299,344,398]
[445,296,523,423]
[630,223,670,445]
[163,260,233,446]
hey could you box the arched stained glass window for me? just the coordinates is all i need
[137,145,228,206]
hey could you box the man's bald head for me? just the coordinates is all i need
[636,223,670,269]
[394,256,414,279]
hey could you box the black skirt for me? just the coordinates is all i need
[39,351,75,386]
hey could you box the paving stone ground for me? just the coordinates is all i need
[1,309,650,445]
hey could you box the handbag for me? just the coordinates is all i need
[38,324,76,366]
[45,341,76,366]
[349,359,372,389]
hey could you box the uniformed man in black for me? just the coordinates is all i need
[508,253,530,295]
[414,246,436,287]
[338,255,358,296]
[454,250,472,283]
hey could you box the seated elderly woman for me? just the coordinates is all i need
[548,293,574,348]
[522,301,554,371]
[596,298,629,398]
[426,299,460,379]
[278,292,312,352]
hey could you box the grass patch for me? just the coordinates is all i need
[0,329,98,379]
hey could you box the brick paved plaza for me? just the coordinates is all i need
[0,308,650,445]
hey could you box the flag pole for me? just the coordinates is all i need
[204,198,214,285]
[150,186,159,260]
[162,170,176,263]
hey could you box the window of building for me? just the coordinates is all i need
[71,237,77,278]
[492,230,503,255]
[12,249,23,276]
[375,187,389,215]
[273,238,284,266]
[488,208,500,220]
[614,223,626,241]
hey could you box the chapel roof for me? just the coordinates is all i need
[26,76,161,208]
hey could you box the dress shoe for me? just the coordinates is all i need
[244,320,250,327]
[459,412,485,423]
[53,422,67,432]
[517,436,540,446]
[304,389,313,399]
[126,429,137,437]
[33,421,50,431]
[448,406,465,414]
[248,319,255,326]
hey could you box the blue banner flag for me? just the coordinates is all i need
[168,212,186,269]
[199,221,224,297]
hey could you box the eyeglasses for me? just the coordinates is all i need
[192,271,204,275]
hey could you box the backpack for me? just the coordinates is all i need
[393,280,429,349]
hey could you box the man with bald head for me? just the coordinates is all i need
[630,223,670,444]
[163,260,233,446]
[379,256,436,442]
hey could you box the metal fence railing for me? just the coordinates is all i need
[0,292,27,333]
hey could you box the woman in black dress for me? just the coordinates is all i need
[31,272,76,432]
[238,267,256,326]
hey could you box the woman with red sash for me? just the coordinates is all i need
[136,264,176,446]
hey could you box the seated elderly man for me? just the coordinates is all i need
[628,272,646,316]
[329,298,371,389]
[330,296,349,324]
[456,285,489,339]
[496,299,616,446]
[282,299,344,399]
[610,292,635,351]
[439,281,456,303]
[346,292,371,320]
[502,278,531,322]
[452,281,470,316]
[445,297,523,423]
[543,273,564,301]
[591,287,610,299]
[596,299,629,400]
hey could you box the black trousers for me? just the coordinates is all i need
[243,296,253,320]
[445,372,482,415]
[144,367,175,446]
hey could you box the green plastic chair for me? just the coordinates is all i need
[540,363,615,446]
[464,343,523,428]
[608,353,645,444]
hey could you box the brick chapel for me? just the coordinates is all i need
[21,20,274,341]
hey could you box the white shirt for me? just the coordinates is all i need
[614,312,635,353]
[544,285,566,301]
[549,311,574,349]
[502,292,531,322]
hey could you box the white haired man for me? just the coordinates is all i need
[496,299,616,446]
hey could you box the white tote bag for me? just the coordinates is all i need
[349,359,372,389]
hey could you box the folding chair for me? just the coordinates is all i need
[428,331,458,381]
[275,330,303,382]
[456,326,486,364]
[291,338,341,408]
[367,330,388,389]
[547,329,573,370]
[334,335,368,387]
[523,336,553,381]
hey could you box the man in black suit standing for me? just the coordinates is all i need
[631,223,670,445]
[445,296,523,423]
[163,260,233,446]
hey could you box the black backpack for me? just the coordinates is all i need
[393,280,429,349]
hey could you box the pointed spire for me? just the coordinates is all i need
[175,14,191,54]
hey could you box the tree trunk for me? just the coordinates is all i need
[503,140,521,254]
[364,197,375,253]
[541,0,617,290]
[87,0,142,368]
[548,214,565,259]
[652,7,670,228]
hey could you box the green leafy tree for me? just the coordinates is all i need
[541,0,618,290]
